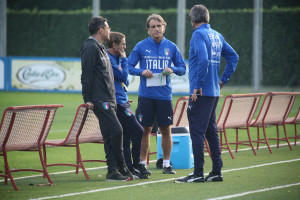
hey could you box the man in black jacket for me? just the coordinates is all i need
[80,16,133,181]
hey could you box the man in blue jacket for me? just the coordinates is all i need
[176,5,239,183]
[107,32,147,179]
[128,14,186,175]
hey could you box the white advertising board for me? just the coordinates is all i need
[9,57,82,92]
[0,57,6,90]
[8,57,189,94]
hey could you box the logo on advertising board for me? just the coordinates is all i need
[17,64,66,89]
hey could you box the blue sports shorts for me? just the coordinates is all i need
[136,97,173,127]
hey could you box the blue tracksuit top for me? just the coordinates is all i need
[189,24,239,97]
[107,50,129,104]
[128,36,186,100]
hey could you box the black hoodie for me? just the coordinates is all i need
[80,38,116,105]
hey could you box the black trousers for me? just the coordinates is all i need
[93,101,125,172]
[117,103,143,168]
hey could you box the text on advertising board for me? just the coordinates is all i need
[17,64,66,88]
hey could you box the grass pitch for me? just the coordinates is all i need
[0,90,300,200]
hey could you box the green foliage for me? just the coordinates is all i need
[9,0,300,11]
[6,7,300,86]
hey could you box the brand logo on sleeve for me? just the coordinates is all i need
[146,50,151,54]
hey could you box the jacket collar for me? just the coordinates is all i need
[88,36,100,44]
[107,50,119,59]
[193,23,210,32]
[147,36,166,45]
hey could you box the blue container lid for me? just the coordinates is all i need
[171,126,189,134]
[157,126,189,135]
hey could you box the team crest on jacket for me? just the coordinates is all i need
[125,109,132,116]
[103,102,109,110]
[164,48,170,56]
[138,114,143,122]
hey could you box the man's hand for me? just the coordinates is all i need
[219,80,224,90]
[191,88,202,102]
[86,102,94,110]
[142,69,153,78]
[118,49,126,58]
[162,68,173,76]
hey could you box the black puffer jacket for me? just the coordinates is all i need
[80,38,116,105]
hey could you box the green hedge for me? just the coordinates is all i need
[7,0,254,11]
[7,9,300,86]
[8,0,299,11]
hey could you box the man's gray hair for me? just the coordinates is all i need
[189,4,210,24]
[146,14,167,29]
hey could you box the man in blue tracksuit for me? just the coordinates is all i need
[176,5,239,183]
[107,32,146,179]
[128,14,186,175]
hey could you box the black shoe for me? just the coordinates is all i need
[175,173,204,183]
[118,165,134,180]
[134,163,152,175]
[130,167,149,179]
[162,166,176,174]
[106,170,130,181]
[205,172,223,182]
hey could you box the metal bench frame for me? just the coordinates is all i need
[249,92,300,153]
[44,104,105,180]
[218,93,265,159]
[0,104,63,191]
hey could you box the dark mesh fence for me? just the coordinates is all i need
[6,0,300,87]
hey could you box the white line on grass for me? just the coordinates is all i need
[207,182,300,200]
[221,158,300,173]
[0,142,300,182]
[30,178,177,200]
[0,166,107,182]
[29,158,300,200]
[0,161,157,183]
[0,142,296,183]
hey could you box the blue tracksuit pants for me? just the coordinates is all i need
[187,96,223,176]
[117,103,143,168]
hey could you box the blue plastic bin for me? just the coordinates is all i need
[157,127,194,169]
